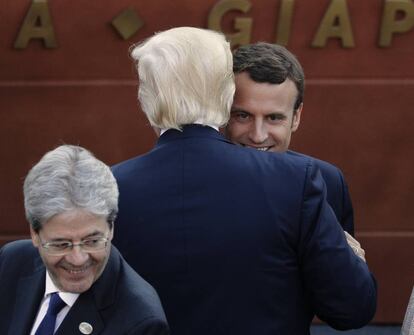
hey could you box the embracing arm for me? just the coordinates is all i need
[337,169,355,236]
[298,161,377,330]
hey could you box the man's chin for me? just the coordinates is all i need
[58,277,94,293]
[50,268,96,293]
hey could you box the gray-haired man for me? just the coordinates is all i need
[0,145,169,335]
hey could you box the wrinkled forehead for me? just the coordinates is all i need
[38,210,110,239]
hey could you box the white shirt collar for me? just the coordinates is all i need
[45,271,79,308]
[160,120,219,136]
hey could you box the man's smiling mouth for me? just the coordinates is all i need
[242,144,273,152]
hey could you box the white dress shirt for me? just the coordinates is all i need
[159,121,219,135]
[30,272,79,335]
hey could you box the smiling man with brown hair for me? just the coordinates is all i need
[226,42,355,236]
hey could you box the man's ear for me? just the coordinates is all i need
[30,226,40,247]
[152,127,161,137]
[109,225,114,241]
[291,103,303,132]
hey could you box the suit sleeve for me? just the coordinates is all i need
[0,245,3,270]
[297,161,377,330]
[336,168,355,236]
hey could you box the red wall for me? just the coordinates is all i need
[1,0,413,323]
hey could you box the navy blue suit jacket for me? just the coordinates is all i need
[287,151,354,235]
[0,240,169,335]
[112,125,376,335]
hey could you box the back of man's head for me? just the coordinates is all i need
[130,27,235,130]
[233,42,304,110]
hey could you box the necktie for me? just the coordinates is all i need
[35,293,66,335]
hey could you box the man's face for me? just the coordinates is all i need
[31,210,113,293]
[226,71,302,152]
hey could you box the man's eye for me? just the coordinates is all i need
[49,242,71,250]
[232,112,250,122]
[82,239,100,247]
[267,114,284,122]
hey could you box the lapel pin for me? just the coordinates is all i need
[79,322,93,334]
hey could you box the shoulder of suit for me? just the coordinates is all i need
[0,240,40,274]
[287,150,343,175]
[118,255,160,301]
[108,246,158,298]
[264,149,315,172]
[112,155,141,175]
[1,239,36,257]
[108,249,168,323]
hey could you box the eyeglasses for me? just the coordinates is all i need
[40,236,110,256]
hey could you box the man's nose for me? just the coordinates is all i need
[248,121,267,144]
[65,245,89,265]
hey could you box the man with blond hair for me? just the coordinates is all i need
[113,27,377,335]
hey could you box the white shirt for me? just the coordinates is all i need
[30,272,79,335]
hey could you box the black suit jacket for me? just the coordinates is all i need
[0,240,169,335]
[288,151,354,235]
[112,125,376,335]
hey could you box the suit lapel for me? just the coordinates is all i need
[55,290,104,335]
[8,264,45,335]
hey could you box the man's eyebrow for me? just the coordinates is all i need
[47,238,71,242]
[82,231,105,239]
[231,107,249,113]
[47,231,104,242]
[266,112,287,117]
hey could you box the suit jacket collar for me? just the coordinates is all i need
[156,124,232,147]
[55,291,104,335]
[10,246,120,335]
[9,255,45,335]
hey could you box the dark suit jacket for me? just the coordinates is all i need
[112,124,376,335]
[287,151,354,235]
[0,240,169,335]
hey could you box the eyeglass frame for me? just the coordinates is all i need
[38,233,111,256]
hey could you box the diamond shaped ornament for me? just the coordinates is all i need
[112,8,144,40]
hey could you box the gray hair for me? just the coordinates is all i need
[24,145,119,232]
[130,26,235,130]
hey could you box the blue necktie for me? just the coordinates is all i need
[35,293,66,335]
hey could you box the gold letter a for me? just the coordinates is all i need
[14,0,57,49]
